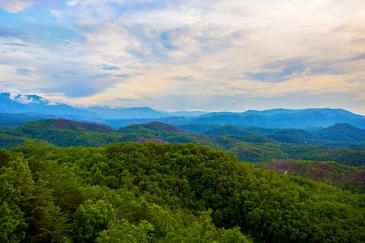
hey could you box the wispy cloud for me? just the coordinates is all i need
[16,67,33,76]
[101,64,120,71]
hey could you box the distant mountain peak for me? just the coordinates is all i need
[1,92,54,105]
[13,94,48,104]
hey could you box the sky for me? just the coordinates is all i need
[0,0,364,113]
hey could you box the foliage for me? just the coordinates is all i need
[0,142,364,242]
[267,160,365,193]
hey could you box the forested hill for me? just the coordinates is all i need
[2,118,365,147]
[1,119,215,147]
[1,142,365,242]
[1,119,365,167]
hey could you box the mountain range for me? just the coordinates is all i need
[0,92,365,129]
[192,108,365,129]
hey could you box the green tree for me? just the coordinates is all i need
[0,202,26,242]
[73,200,115,242]
[26,180,69,242]
[0,156,34,242]
[97,219,154,243]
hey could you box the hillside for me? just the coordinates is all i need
[267,160,365,193]
[29,119,114,133]
[203,126,317,144]
[316,123,365,143]
[9,119,121,147]
[1,119,215,147]
[0,131,26,148]
[118,122,215,146]
[1,142,364,242]
[0,113,41,130]
[267,129,317,144]
[204,125,259,136]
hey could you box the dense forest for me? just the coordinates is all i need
[0,118,365,242]
[1,142,365,242]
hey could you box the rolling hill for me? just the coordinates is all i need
[117,122,214,145]
[1,119,365,166]
[316,123,365,143]
[2,119,214,147]
[8,119,121,147]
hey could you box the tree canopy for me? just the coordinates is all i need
[0,142,364,242]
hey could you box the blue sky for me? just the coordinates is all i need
[0,0,364,113]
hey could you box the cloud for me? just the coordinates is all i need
[172,75,193,81]
[350,53,365,62]
[0,0,33,13]
[101,64,120,71]
[16,67,33,76]
[1,0,365,113]
[114,74,130,79]
[0,0,65,13]
[245,59,307,83]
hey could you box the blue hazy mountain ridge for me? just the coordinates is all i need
[193,108,365,129]
[86,106,171,119]
[201,124,365,145]
[104,117,189,128]
[0,93,202,122]
[0,93,89,118]
[0,93,365,129]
